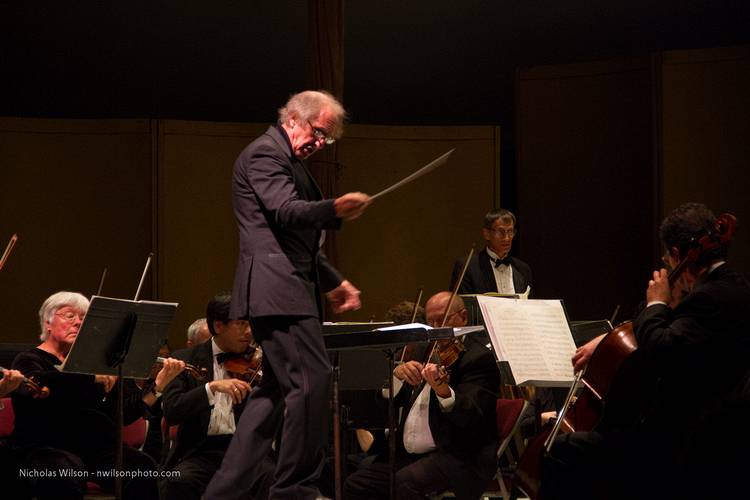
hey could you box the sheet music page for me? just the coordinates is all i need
[475,296,576,385]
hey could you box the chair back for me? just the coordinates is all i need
[0,397,14,437]
[496,398,527,446]
[123,417,148,449]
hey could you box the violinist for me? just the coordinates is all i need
[160,293,274,500]
[345,292,500,500]
[186,317,211,347]
[11,291,172,500]
[542,203,750,500]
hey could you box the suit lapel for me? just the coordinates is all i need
[479,249,499,293]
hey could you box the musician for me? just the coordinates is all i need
[344,292,500,500]
[186,317,211,347]
[544,203,750,499]
[205,90,371,500]
[11,291,183,500]
[449,208,532,295]
[0,367,24,397]
[160,293,274,500]
[385,300,426,325]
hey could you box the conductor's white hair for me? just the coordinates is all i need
[277,90,346,139]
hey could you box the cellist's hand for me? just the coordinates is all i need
[646,268,672,305]
[394,360,423,386]
[572,334,605,373]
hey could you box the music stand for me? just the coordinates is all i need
[61,295,177,499]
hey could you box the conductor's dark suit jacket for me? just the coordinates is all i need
[450,247,533,295]
[229,124,343,320]
[161,340,248,469]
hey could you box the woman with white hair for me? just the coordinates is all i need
[10,291,184,500]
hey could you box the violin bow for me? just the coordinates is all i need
[0,234,19,272]
[134,253,154,301]
[409,286,424,324]
[96,267,108,296]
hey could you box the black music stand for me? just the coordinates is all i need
[61,296,177,500]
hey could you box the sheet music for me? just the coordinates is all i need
[476,296,576,386]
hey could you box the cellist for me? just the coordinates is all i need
[542,203,750,500]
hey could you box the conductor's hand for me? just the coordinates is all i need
[209,379,251,405]
[572,334,605,373]
[153,358,186,393]
[334,192,371,221]
[326,279,362,314]
[394,360,424,386]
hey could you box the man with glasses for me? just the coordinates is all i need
[344,291,500,499]
[450,208,532,296]
[205,90,371,500]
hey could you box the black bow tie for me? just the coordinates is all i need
[216,352,233,364]
[493,256,512,268]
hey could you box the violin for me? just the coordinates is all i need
[222,346,263,387]
[515,213,738,500]
[154,356,208,382]
[0,366,50,398]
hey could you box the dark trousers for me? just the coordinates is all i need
[205,315,331,500]
[160,446,275,500]
[344,445,497,500]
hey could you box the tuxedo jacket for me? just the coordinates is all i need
[394,334,500,459]
[633,264,750,435]
[230,124,343,320]
[450,247,532,295]
[161,340,248,469]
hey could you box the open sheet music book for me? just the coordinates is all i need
[475,296,576,387]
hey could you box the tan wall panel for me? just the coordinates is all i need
[156,120,268,348]
[334,125,500,322]
[0,118,153,343]
[661,45,750,275]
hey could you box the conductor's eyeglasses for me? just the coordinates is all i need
[308,121,336,145]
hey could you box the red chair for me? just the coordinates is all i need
[0,397,15,437]
[123,417,149,450]
[434,397,529,500]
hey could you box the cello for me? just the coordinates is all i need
[515,212,737,499]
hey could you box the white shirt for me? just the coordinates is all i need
[205,338,236,436]
[389,376,456,454]
[487,248,515,294]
